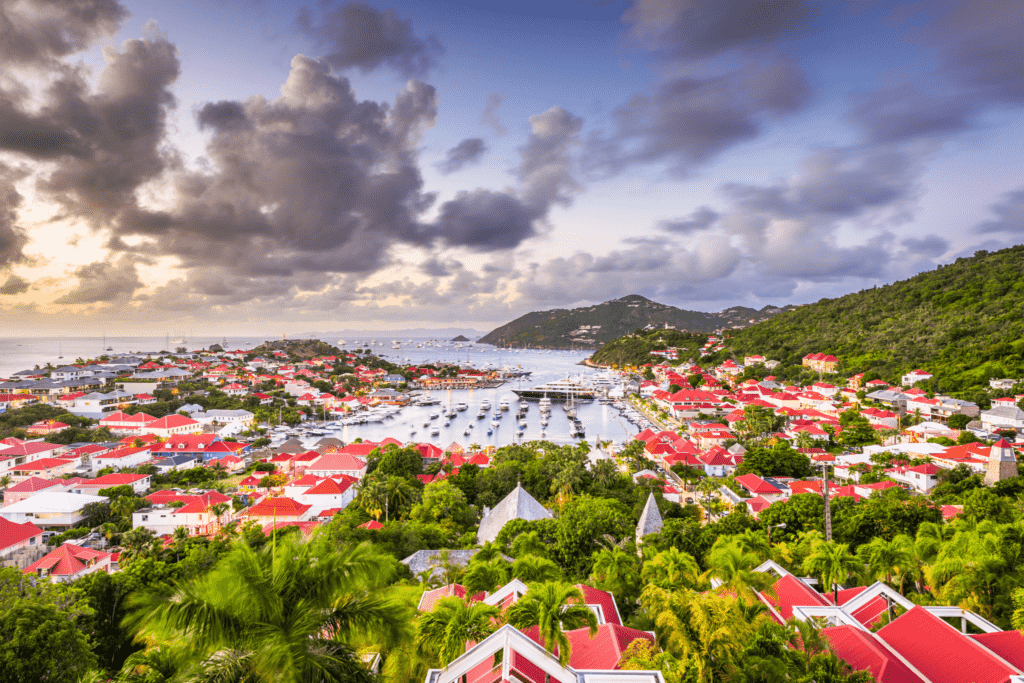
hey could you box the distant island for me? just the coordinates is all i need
[478,294,794,349]
[450,335,471,342]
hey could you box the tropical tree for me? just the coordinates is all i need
[463,559,510,595]
[473,540,505,563]
[802,540,861,604]
[210,502,229,530]
[511,555,562,583]
[640,585,749,683]
[705,541,774,597]
[510,530,547,559]
[641,547,703,591]
[857,536,912,588]
[589,546,641,606]
[416,596,502,667]
[506,582,598,665]
[126,536,409,683]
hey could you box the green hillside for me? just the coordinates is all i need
[478,295,790,348]
[704,245,1024,395]
[590,328,708,368]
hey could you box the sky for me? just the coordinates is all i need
[0,0,1022,336]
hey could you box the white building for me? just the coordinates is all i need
[980,405,1024,432]
[0,492,108,528]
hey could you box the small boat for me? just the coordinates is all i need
[429,412,439,420]
[499,400,510,411]
[518,419,527,429]
[491,421,500,429]
[423,421,430,427]
[464,426,472,436]
[444,419,450,427]
[456,402,468,411]
[540,418,548,427]
[477,410,486,419]
[430,427,440,436]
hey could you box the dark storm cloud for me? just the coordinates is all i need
[659,206,719,234]
[585,59,811,178]
[623,0,814,61]
[901,235,949,257]
[429,190,538,250]
[53,256,145,304]
[0,164,28,267]
[197,101,250,131]
[481,93,507,136]
[436,138,487,174]
[977,188,1024,234]
[298,2,442,78]
[0,274,29,295]
[849,83,977,143]
[0,0,127,65]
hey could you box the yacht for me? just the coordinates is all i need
[518,419,527,430]
[430,427,440,436]
[499,400,510,411]
[538,396,552,412]
[464,426,473,436]
[519,401,529,412]
[429,412,439,420]
[477,410,486,419]
[512,377,595,402]
[455,402,468,411]
[493,409,502,420]
[491,420,500,429]
[480,399,491,410]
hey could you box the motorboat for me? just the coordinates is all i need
[430,427,440,436]
[429,412,439,420]
[512,377,596,402]
[499,400,510,411]
[455,402,468,411]
[491,420,500,429]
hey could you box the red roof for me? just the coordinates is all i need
[735,473,782,495]
[306,452,366,473]
[24,543,112,577]
[0,517,43,551]
[304,478,354,495]
[762,574,831,621]
[419,583,468,612]
[242,496,312,518]
[358,519,384,530]
[821,625,924,683]
[80,473,149,487]
[971,631,1024,670]
[573,584,621,625]
[5,477,61,493]
[11,457,73,472]
[877,606,1018,683]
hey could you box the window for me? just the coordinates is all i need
[141,515,148,521]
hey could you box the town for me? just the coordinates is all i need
[1,334,1024,683]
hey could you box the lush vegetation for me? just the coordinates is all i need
[591,328,709,369]
[706,245,1024,396]
[479,294,791,349]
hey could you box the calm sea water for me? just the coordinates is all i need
[0,337,640,448]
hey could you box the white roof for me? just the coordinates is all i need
[907,421,955,433]
[0,491,108,515]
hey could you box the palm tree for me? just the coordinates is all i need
[127,536,409,683]
[857,536,912,588]
[416,596,502,667]
[99,522,119,542]
[210,502,229,531]
[473,540,504,563]
[640,585,749,683]
[589,546,641,605]
[733,530,771,561]
[505,582,598,666]
[706,541,774,597]
[384,475,415,521]
[463,559,510,595]
[510,530,547,558]
[802,540,861,604]
[358,477,387,521]
[641,547,702,591]
[511,555,562,583]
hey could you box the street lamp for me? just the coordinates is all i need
[767,522,786,544]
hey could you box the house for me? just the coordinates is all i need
[91,445,152,475]
[0,441,67,474]
[133,491,234,536]
[901,369,933,386]
[8,457,76,483]
[889,463,942,493]
[145,414,201,438]
[98,411,156,435]
[239,496,312,523]
[802,353,839,373]
[0,517,44,557]
[23,543,115,582]
[153,454,202,473]
[980,405,1024,432]
[735,474,788,502]
[65,473,151,495]
[2,477,63,506]
[295,477,357,515]
[477,483,552,544]
[0,491,108,528]
[303,452,367,479]
[989,378,1018,390]
[25,420,69,435]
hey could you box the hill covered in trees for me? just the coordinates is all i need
[706,245,1024,394]
[479,295,791,349]
[590,328,708,368]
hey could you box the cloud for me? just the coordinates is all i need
[583,57,811,177]
[481,92,507,136]
[53,256,144,305]
[0,274,29,295]
[901,235,950,257]
[298,2,442,78]
[0,0,127,66]
[916,1,1024,105]
[977,188,1024,234]
[0,164,29,267]
[659,206,719,234]
[623,0,814,61]
[848,83,978,144]
[436,137,487,174]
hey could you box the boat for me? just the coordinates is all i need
[518,419,527,429]
[499,400,510,411]
[455,402,468,411]
[430,427,440,436]
[464,426,472,435]
[477,410,486,419]
[429,412,439,420]
[540,418,548,427]
[491,420,500,429]
[538,396,552,412]
[512,378,596,402]
[171,337,185,344]
[493,410,502,419]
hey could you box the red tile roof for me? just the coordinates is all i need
[573,584,621,625]
[419,583,468,612]
[242,496,311,518]
[358,519,384,530]
[5,477,61,493]
[24,543,112,577]
[735,473,783,495]
[971,631,1024,670]
[762,574,831,621]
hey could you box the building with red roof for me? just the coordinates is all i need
[304,452,367,479]
[9,457,76,483]
[25,420,70,435]
[146,414,201,438]
[24,543,114,582]
[0,517,43,557]
[358,519,384,530]
[240,496,312,523]
[2,477,63,506]
[65,472,152,495]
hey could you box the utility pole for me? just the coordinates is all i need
[821,461,833,542]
